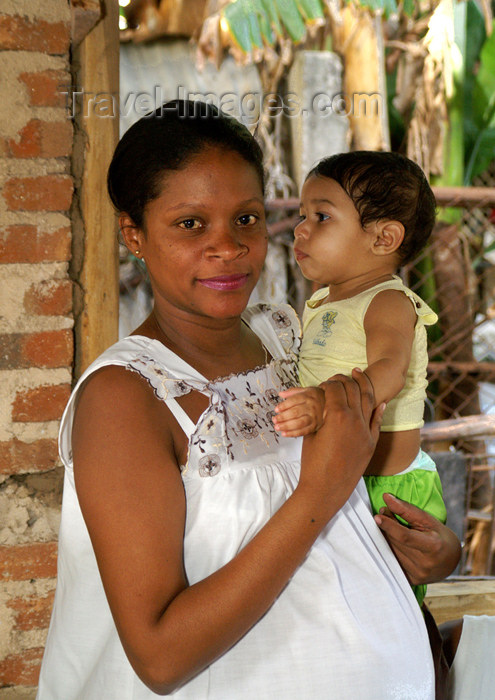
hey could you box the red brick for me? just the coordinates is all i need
[19,69,70,107]
[12,384,71,422]
[39,120,73,158]
[0,437,59,475]
[22,329,73,368]
[4,175,73,212]
[24,279,72,316]
[0,225,71,263]
[8,120,41,158]
[0,542,58,582]
[0,15,70,54]
[0,647,44,686]
[0,330,73,369]
[7,591,55,631]
[6,120,73,158]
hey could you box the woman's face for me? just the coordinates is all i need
[126,146,267,323]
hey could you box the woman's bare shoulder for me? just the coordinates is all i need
[73,362,176,446]
[77,363,157,407]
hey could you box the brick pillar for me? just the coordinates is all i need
[0,1,73,697]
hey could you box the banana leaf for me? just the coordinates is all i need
[273,0,307,41]
[295,0,325,21]
[220,0,407,54]
[222,0,315,49]
[260,0,282,35]
[223,1,264,50]
[465,18,495,182]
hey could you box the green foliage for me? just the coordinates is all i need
[223,0,321,49]
[220,0,412,53]
[386,68,406,151]
[222,0,494,185]
[224,0,264,49]
[464,8,495,183]
[464,0,486,75]
[385,1,495,187]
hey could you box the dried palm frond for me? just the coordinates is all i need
[120,0,209,43]
[408,0,457,177]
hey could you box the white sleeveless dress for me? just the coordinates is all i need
[37,303,434,700]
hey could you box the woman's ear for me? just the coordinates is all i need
[371,220,404,257]
[119,214,145,259]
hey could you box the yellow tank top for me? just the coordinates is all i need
[298,277,438,431]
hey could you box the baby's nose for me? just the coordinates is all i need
[294,220,308,239]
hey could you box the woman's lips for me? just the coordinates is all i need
[197,273,250,291]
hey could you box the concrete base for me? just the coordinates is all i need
[287,50,349,191]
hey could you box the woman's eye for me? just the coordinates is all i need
[178,218,201,230]
[236,213,258,226]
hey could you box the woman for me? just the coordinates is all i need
[37,100,459,700]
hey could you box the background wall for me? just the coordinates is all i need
[0,1,73,697]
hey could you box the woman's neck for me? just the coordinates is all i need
[134,305,264,380]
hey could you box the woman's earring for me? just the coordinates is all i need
[135,250,140,256]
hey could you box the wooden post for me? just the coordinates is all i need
[421,414,495,443]
[72,0,120,376]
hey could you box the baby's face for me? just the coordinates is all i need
[293,175,377,290]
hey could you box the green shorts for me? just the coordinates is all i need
[364,450,447,606]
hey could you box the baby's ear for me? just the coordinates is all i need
[370,220,404,257]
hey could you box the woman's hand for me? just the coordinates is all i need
[297,369,385,523]
[374,493,461,585]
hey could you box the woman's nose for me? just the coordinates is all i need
[206,226,248,259]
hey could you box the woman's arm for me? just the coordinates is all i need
[73,366,382,694]
[374,494,461,584]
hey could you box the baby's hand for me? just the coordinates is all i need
[272,386,325,437]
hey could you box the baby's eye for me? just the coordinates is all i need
[178,218,202,230]
[317,212,330,222]
[296,214,305,223]
[236,213,258,226]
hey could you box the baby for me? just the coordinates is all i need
[273,151,447,605]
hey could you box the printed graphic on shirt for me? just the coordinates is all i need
[313,310,338,347]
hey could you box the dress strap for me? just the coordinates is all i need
[241,303,301,359]
[165,397,197,439]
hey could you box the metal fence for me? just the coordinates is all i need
[267,182,495,575]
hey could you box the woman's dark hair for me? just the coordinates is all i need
[108,99,265,229]
[307,151,437,264]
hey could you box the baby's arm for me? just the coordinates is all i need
[363,290,417,406]
[273,368,370,437]
[273,290,416,438]
[272,385,326,437]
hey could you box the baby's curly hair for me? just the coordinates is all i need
[307,151,436,265]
